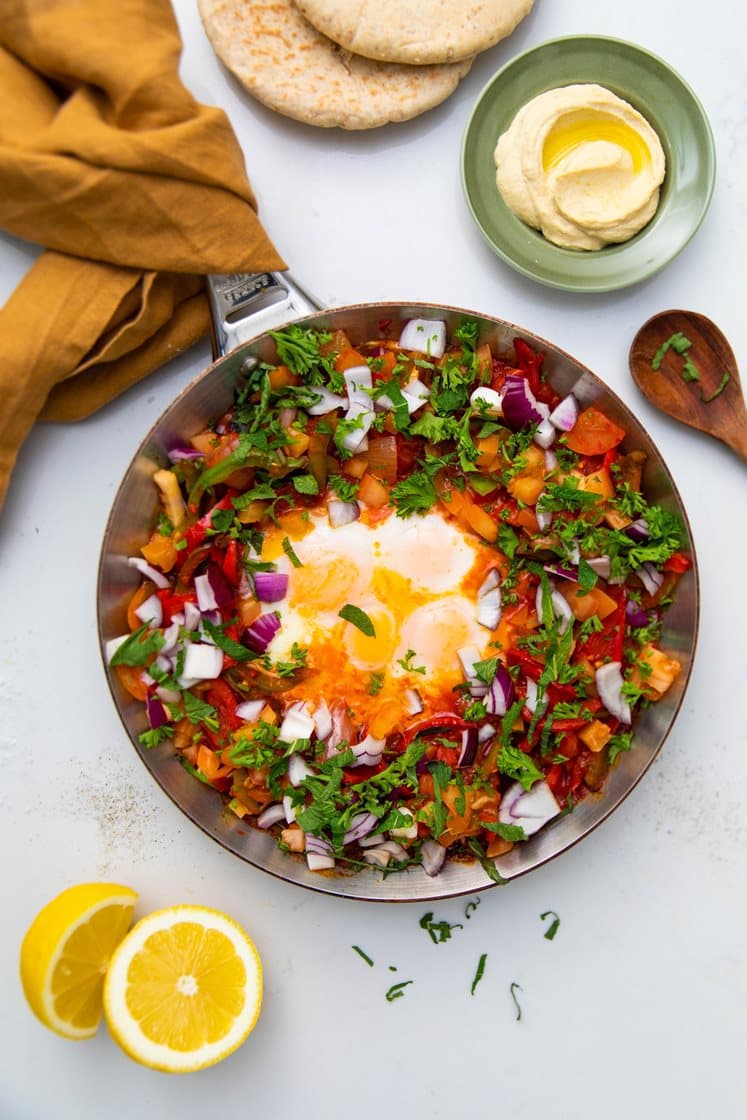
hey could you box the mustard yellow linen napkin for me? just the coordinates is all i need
[0,0,285,509]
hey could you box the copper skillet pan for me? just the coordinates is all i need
[97,270,699,902]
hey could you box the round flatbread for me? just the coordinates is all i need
[198,0,473,130]
[294,0,534,64]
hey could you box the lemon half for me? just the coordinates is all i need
[20,882,138,1039]
[103,905,263,1073]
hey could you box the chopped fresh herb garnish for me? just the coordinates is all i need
[480,821,528,842]
[510,981,523,1021]
[419,912,463,944]
[652,332,692,369]
[110,623,164,668]
[540,910,561,940]
[681,356,702,383]
[464,897,481,919]
[352,945,374,967]
[701,371,730,402]
[282,536,303,567]
[470,953,488,996]
[182,691,219,729]
[201,617,258,662]
[385,981,413,1002]
[138,725,174,749]
[368,672,385,696]
[338,603,376,637]
[328,474,360,503]
[292,473,319,495]
[397,649,426,674]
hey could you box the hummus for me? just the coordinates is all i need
[494,84,666,251]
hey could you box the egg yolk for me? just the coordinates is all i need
[288,554,362,612]
[542,109,651,174]
[342,601,398,670]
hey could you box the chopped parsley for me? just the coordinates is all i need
[470,953,488,996]
[540,910,561,940]
[397,649,426,674]
[419,912,463,944]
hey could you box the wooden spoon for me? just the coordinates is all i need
[629,309,747,461]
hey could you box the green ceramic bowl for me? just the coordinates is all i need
[461,36,716,292]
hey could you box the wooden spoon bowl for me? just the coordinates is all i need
[629,309,747,461]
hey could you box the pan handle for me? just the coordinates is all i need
[206,272,324,358]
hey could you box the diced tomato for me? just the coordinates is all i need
[342,761,387,784]
[432,745,461,766]
[513,338,543,395]
[574,586,626,665]
[205,679,243,740]
[663,551,691,574]
[156,588,197,623]
[565,407,626,456]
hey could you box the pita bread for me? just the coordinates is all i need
[294,0,534,64]
[198,0,472,130]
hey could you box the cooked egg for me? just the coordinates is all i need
[264,509,499,730]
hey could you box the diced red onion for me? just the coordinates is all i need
[195,572,218,613]
[476,587,502,630]
[235,698,266,722]
[533,417,557,449]
[257,803,286,829]
[543,562,578,582]
[156,685,181,705]
[146,695,169,729]
[128,556,170,590]
[477,722,497,743]
[343,812,379,846]
[535,581,572,632]
[548,393,579,432]
[470,386,504,415]
[181,642,224,682]
[307,852,336,872]
[278,407,297,429]
[241,612,281,653]
[398,318,447,359]
[134,593,163,628]
[350,734,386,768]
[544,449,559,473]
[153,653,174,676]
[160,621,180,654]
[404,688,424,716]
[359,832,386,849]
[501,374,547,430]
[625,600,650,628]
[282,794,296,823]
[206,563,234,610]
[478,570,501,596]
[307,387,347,416]
[458,645,482,681]
[254,571,289,603]
[373,840,409,860]
[404,378,431,401]
[524,677,541,715]
[421,839,446,877]
[313,699,333,741]
[402,385,430,415]
[279,702,315,744]
[183,601,201,632]
[363,848,392,868]
[499,779,560,836]
[625,518,650,542]
[166,444,205,463]
[457,727,478,767]
[565,541,581,565]
[288,752,314,786]
[327,500,359,528]
[637,563,664,596]
[587,555,611,580]
[325,701,354,754]
[536,497,553,532]
[595,661,632,724]
[486,664,515,716]
[341,366,374,453]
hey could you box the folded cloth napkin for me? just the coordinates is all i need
[0,0,285,509]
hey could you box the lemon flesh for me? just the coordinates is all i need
[20,882,138,1039]
[104,905,263,1073]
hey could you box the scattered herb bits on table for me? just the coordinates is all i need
[105,317,690,879]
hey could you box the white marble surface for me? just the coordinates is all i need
[2,1,746,1116]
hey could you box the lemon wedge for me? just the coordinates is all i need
[20,882,138,1039]
[103,905,263,1072]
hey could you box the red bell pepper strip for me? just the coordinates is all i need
[402,713,470,747]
